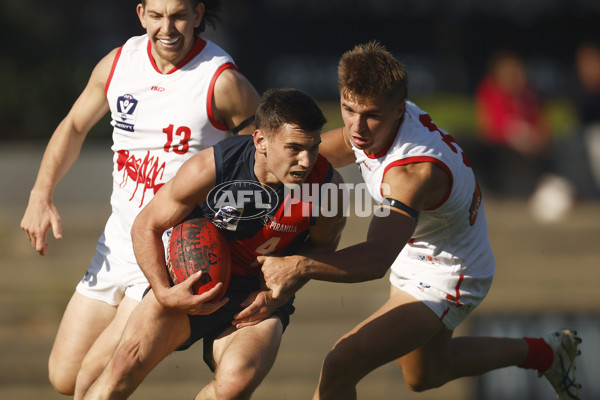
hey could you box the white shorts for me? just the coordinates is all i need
[76,232,149,306]
[389,263,493,330]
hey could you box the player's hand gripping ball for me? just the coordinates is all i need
[167,217,231,302]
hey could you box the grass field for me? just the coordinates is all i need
[1,143,598,399]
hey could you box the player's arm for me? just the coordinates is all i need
[212,67,260,135]
[131,148,227,314]
[261,161,451,299]
[318,127,357,168]
[20,48,117,255]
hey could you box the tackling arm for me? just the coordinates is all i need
[261,161,451,297]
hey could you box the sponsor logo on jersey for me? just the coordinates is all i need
[417,281,431,292]
[115,94,138,132]
[267,220,298,233]
[418,255,439,264]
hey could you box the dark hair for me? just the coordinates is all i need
[255,88,326,135]
[338,41,408,104]
[140,0,221,33]
[196,0,221,33]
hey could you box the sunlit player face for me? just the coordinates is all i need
[340,93,404,156]
[255,124,321,187]
[137,0,204,72]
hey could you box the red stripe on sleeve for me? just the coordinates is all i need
[207,62,240,131]
[105,45,124,95]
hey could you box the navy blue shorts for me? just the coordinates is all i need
[175,274,295,371]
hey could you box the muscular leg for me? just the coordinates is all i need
[196,317,283,400]
[83,291,191,400]
[314,289,444,400]
[74,296,140,399]
[399,331,528,391]
[314,284,531,400]
[49,291,116,394]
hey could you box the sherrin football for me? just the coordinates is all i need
[167,217,231,301]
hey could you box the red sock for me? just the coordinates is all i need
[518,337,554,372]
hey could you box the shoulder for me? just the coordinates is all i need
[214,134,253,153]
[214,135,254,166]
[212,66,260,132]
[319,128,356,168]
[213,66,257,98]
[90,46,125,90]
[101,35,149,79]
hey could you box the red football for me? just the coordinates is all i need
[167,217,231,301]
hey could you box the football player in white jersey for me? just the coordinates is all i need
[236,42,581,400]
[20,0,259,398]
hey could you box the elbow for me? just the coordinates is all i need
[130,214,153,248]
[130,220,142,243]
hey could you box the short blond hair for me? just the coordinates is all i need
[338,41,408,104]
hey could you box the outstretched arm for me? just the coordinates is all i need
[20,48,116,255]
[259,160,451,295]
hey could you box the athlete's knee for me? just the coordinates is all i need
[48,369,76,395]
[48,358,76,395]
[401,366,446,392]
[316,347,360,400]
[212,359,262,399]
[319,340,363,391]
[76,356,108,398]
[324,336,364,376]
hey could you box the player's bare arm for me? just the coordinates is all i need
[20,48,117,256]
[258,160,451,301]
[318,127,356,168]
[212,67,260,135]
[131,147,227,314]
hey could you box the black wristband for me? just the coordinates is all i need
[382,198,419,222]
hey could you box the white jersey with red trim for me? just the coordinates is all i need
[354,101,495,328]
[103,34,235,265]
